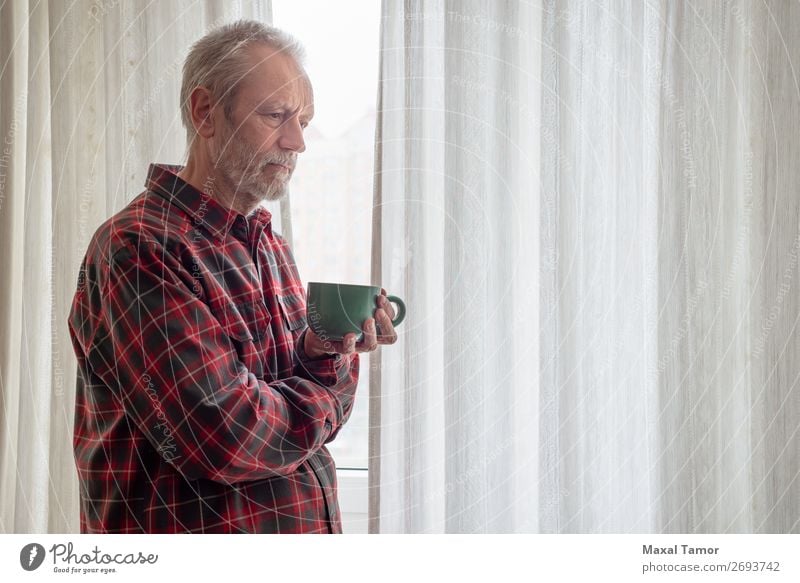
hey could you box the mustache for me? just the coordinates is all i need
[260,153,296,170]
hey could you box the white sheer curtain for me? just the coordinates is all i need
[0,0,276,533]
[371,0,799,533]
[370,0,541,533]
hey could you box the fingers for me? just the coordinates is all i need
[374,308,398,345]
[355,318,378,352]
[318,299,399,356]
[304,328,356,359]
[342,333,358,353]
[376,293,396,321]
[327,333,357,354]
[326,330,372,355]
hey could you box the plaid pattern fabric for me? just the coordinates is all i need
[67,163,359,533]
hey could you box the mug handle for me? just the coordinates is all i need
[385,295,406,327]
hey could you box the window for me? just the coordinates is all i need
[273,0,379,532]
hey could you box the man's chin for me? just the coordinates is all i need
[253,182,288,203]
[263,190,287,202]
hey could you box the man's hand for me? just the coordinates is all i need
[303,288,399,359]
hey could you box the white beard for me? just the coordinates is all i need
[210,120,293,205]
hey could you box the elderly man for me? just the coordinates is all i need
[67,20,396,533]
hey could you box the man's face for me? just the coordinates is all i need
[210,44,314,206]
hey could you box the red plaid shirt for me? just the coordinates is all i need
[68,163,359,533]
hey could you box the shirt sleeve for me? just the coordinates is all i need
[88,239,351,484]
[293,327,359,445]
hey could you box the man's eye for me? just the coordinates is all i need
[264,113,282,120]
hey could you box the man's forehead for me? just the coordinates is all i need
[239,44,313,110]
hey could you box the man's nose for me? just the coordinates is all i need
[277,116,305,153]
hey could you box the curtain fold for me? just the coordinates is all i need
[0,0,274,534]
[372,0,799,533]
[539,0,664,534]
[371,0,542,533]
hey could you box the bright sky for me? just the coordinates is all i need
[272,0,380,139]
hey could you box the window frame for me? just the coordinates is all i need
[336,468,368,534]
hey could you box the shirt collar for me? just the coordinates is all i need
[144,163,273,241]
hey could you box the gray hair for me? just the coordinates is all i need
[180,19,306,146]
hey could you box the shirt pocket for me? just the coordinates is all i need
[210,297,271,338]
[276,290,307,333]
[209,296,272,379]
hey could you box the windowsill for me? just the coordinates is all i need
[336,467,368,534]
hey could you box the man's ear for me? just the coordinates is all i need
[188,86,216,139]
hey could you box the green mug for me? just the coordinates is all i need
[306,282,406,341]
